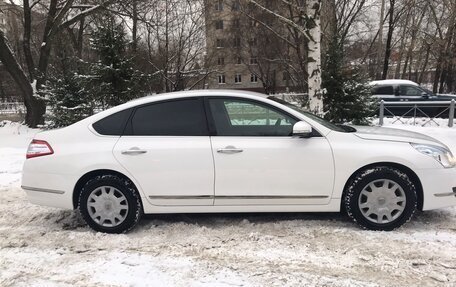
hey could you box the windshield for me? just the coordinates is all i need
[267,96,352,133]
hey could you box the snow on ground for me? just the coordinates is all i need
[1,120,456,286]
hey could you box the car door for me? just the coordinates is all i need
[206,97,335,206]
[113,97,215,206]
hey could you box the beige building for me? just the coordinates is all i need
[204,0,298,94]
[204,0,335,95]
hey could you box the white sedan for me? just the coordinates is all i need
[22,90,456,233]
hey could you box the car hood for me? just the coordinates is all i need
[352,126,443,146]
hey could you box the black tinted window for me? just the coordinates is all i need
[93,108,132,135]
[373,85,394,95]
[129,99,208,136]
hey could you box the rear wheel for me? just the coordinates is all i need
[344,166,417,231]
[78,174,142,233]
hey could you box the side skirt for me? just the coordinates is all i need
[142,198,342,214]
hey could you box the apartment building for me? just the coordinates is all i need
[204,0,298,93]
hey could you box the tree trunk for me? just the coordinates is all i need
[382,0,395,79]
[394,7,412,78]
[307,0,323,115]
[376,0,386,79]
[132,0,138,52]
[418,44,430,84]
[0,31,45,127]
[22,0,35,80]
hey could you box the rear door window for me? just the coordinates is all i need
[127,98,208,136]
[373,85,394,95]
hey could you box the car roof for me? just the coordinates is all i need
[369,79,419,86]
[127,89,269,105]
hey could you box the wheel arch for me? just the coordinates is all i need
[341,162,424,211]
[72,169,143,209]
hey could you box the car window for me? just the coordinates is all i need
[93,108,132,136]
[400,85,422,97]
[372,85,394,95]
[127,98,208,136]
[208,98,297,136]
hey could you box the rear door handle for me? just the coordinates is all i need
[217,146,243,154]
[121,147,147,155]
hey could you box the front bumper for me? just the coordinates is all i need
[417,167,456,210]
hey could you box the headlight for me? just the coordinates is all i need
[411,143,456,168]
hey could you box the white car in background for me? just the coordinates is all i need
[22,90,456,233]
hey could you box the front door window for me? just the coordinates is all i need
[208,98,297,136]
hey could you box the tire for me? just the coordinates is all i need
[78,174,142,233]
[344,166,417,231]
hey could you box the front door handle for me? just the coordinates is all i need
[121,147,147,155]
[217,146,243,154]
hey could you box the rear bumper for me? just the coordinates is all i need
[21,171,74,209]
[417,167,456,210]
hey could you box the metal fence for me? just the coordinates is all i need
[0,101,25,115]
[378,100,455,127]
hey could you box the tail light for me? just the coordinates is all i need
[26,139,54,159]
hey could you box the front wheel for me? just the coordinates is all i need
[344,166,417,231]
[78,174,142,233]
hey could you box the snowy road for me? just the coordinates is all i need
[1,121,456,286]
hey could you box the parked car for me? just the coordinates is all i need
[22,90,456,233]
[370,79,455,117]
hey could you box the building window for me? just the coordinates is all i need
[250,58,258,65]
[215,0,223,11]
[216,39,224,48]
[250,37,257,46]
[283,71,290,81]
[234,74,242,83]
[236,57,242,64]
[215,20,224,30]
[233,37,241,47]
[232,0,240,11]
[251,74,258,83]
[217,57,225,65]
[218,75,226,84]
[233,19,240,28]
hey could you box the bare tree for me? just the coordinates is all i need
[0,0,116,127]
[141,0,210,92]
[243,0,336,114]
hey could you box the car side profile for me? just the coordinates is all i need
[370,79,456,117]
[22,90,456,233]
[370,79,436,101]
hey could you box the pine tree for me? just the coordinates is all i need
[45,58,92,128]
[322,37,377,125]
[83,16,145,108]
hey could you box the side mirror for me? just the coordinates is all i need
[293,121,313,138]
[421,92,429,99]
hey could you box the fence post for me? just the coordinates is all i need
[379,100,384,126]
[449,99,455,128]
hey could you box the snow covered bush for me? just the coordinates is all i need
[44,16,148,127]
[322,37,377,125]
[81,15,146,108]
[45,71,93,128]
